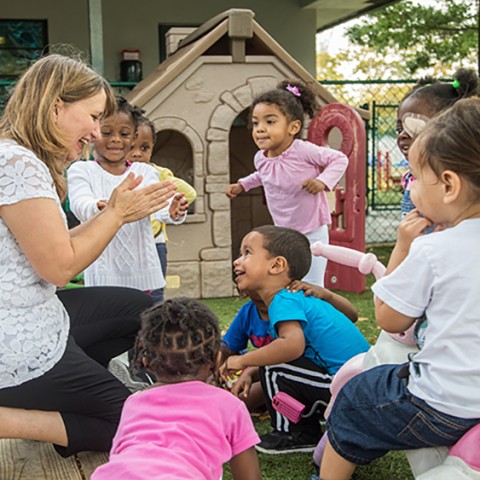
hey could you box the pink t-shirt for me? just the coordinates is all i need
[239,139,348,235]
[91,381,259,480]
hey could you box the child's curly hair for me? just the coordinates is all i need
[402,68,479,116]
[132,297,221,381]
[249,78,320,136]
[115,95,143,129]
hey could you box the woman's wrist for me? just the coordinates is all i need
[100,205,125,229]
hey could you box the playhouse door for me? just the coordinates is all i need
[307,103,367,293]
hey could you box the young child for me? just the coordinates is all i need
[67,96,188,294]
[220,225,369,454]
[221,283,358,412]
[225,79,348,287]
[397,68,478,217]
[126,113,197,303]
[319,98,480,480]
[91,297,262,480]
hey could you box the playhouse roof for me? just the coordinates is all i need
[128,9,368,117]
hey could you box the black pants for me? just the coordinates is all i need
[260,356,333,439]
[0,287,153,457]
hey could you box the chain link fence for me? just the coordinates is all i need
[321,80,417,244]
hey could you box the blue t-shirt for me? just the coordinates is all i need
[222,301,273,353]
[268,289,370,374]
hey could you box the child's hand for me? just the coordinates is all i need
[288,280,329,299]
[108,175,176,224]
[219,354,245,380]
[385,209,434,275]
[225,183,244,199]
[288,279,358,322]
[230,369,254,399]
[397,209,432,250]
[301,178,326,194]
[97,200,108,211]
[169,192,188,220]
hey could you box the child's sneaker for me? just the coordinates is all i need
[108,352,151,393]
[255,430,319,455]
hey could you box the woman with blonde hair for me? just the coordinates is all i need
[0,54,176,456]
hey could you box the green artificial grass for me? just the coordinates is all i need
[202,245,414,480]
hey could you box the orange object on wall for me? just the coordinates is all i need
[307,103,367,292]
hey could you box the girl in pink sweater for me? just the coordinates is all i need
[225,79,348,287]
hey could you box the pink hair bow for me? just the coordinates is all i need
[286,84,301,97]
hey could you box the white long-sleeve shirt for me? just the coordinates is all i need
[67,160,184,290]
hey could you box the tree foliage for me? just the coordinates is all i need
[346,0,478,74]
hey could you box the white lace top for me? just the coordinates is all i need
[0,140,69,388]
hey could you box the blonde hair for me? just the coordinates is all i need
[0,54,116,199]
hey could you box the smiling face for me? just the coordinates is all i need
[251,102,301,158]
[126,124,154,164]
[94,111,135,167]
[55,90,106,162]
[233,231,276,294]
[396,96,433,161]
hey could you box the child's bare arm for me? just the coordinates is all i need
[289,280,358,322]
[375,300,416,334]
[230,447,262,480]
[386,209,432,275]
[219,321,304,376]
[219,346,236,363]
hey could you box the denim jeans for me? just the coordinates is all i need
[326,364,480,465]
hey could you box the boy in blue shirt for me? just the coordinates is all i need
[220,225,369,455]
[221,285,358,412]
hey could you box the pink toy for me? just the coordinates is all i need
[310,241,480,478]
[449,426,480,471]
[272,392,328,424]
[272,392,305,423]
[311,241,416,346]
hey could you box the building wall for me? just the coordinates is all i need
[2,0,317,79]
[1,1,89,55]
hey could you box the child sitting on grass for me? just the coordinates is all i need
[92,297,262,480]
[220,225,369,455]
[221,283,358,412]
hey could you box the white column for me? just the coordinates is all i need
[88,0,104,75]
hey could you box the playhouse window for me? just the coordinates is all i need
[152,129,195,214]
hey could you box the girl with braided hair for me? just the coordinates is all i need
[92,297,262,480]
[225,79,349,287]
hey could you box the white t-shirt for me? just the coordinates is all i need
[0,140,69,387]
[372,219,480,418]
[67,160,184,290]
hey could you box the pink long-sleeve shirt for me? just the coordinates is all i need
[239,139,348,234]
